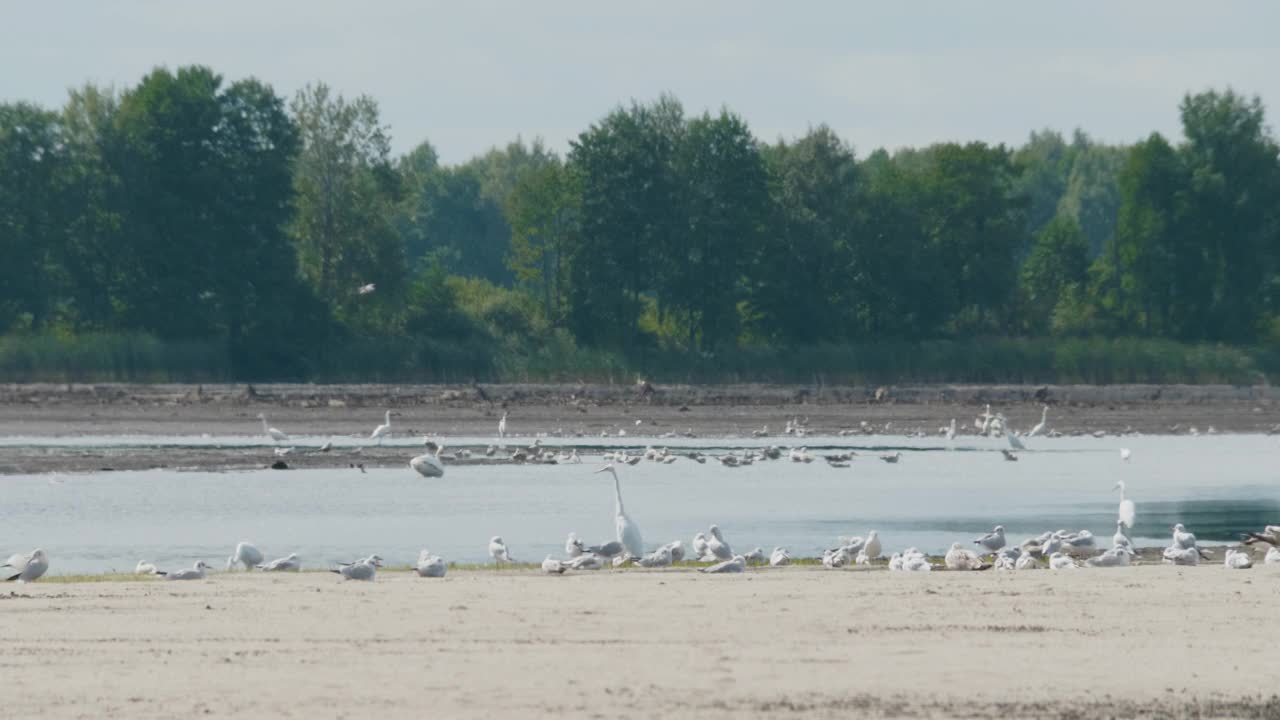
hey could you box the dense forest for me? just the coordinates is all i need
[2,66,1279,384]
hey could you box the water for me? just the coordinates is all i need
[1,434,1276,574]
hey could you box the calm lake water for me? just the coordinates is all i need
[1,434,1276,574]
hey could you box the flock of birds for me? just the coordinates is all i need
[5,403,1273,583]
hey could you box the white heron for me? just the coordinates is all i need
[415,551,447,577]
[498,412,507,439]
[226,541,264,571]
[489,536,514,564]
[945,418,957,441]
[596,464,644,558]
[2,549,49,583]
[257,553,301,572]
[410,441,446,478]
[161,560,212,581]
[357,283,376,295]
[1114,481,1136,529]
[257,413,289,444]
[541,555,568,574]
[700,555,746,574]
[1026,406,1049,438]
[369,410,392,445]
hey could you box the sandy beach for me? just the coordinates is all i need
[3,381,1280,474]
[2,565,1277,719]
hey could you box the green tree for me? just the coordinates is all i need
[506,159,577,325]
[1019,216,1089,333]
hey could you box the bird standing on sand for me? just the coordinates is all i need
[1115,481,1136,529]
[257,413,289,444]
[596,464,644,558]
[973,526,1007,554]
[498,412,507,440]
[370,410,393,445]
[1026,406,1049,438]
[489,536,514,564]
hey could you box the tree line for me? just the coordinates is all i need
[1,65,1278,380]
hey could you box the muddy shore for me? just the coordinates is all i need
[1,381,1278,474]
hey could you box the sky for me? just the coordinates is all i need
[3,2,1279,164]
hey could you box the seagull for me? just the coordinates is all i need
[596,465,644,559]
[1171,523,1197,550]
[1049,552,1078,570]
[318,439,333,452]
[822,546,851,568]
[1086,547,1132,567]
[257,553,301,572]
[2,549,49,582]
[1115,481,1136,529]
[1266,546,1280,565]
[945,543,986,570]
[1223,548,1253,569]
[743,547,766,565]
[1162,546,1199,566]
[1241,526,1280,546]
[1112,521,1133,551]
[769,547,791,566]
[863,530,882,560]
[135,560,159,575]
[1061,530,1096,550]
[565,554,603,570]
[1015,553,1040,570]
[1001,449,1018,462]
[1026,405,1049,438]
[1005,426,1026,451]
[226,541,264,571]
[357,283,376,295]
[692,533,710,560]
[583,540,624,562]
[257,413,289,444]
[1120,448,1132,462]
[565,532,585,558]
[415,550,447,577]
[879,452,902,464]
[273,447,293,457]
[489,537,514,564]
[634,547,673,568]
[700,555,746,574]
[333,555,382,580]
[369,410,393,445]
[410,441,446,478]
[662,541,686,563]
[541,555,568,574]
[973,526,1007,554]
[888,552,905,571]
[160,560,213,581]
[707,525,733,560]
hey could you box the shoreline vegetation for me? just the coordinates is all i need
[0,332,1273,385]
[5,70,1280,389]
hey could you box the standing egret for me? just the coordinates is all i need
[1026,406,1049,438]
[595,465,644,558]
[945,418,957,442]
[257,414,289,444]
[369,410,392,445]
[410,441,445,478]
[498,412,507,440]
[1114,481,1136,529]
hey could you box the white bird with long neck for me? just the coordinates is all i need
[1026,405,1049,438]
[410,441,445,478]
[498,412,507,439]
[257,413,289,444]
[596,464,644,558]
[369,410,392,445]
[1114,481,1136,529]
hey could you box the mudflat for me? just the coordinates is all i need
[2,565,1276,719]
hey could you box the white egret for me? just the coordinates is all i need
[700,555,746,574]
[257,553,301,572]
[226,541,264,571]
[257,413,289,444]
[357,283,376,295]
[2,549,48,583]
[1114,481,1136,529]
[415,551,447,577]
[161,560,212,581]
[498,412,507,439]
[369,411,392,445]
[489,537,514,564]
[541,555,568,574]
[410,441,446,478]
[1026,406,1049,438]
[973,526,1007,554]
[596,464,644,558]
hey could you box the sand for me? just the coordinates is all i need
[4,381,1280,474]
[2,565,1277,719]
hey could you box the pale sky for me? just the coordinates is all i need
[3,2,1278,164]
